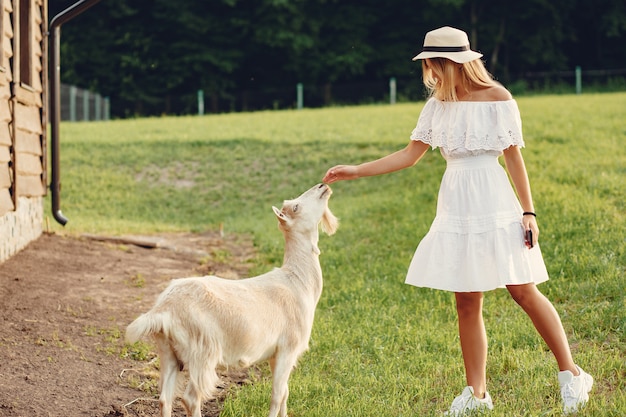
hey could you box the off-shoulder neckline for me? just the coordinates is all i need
[429,97,516,104]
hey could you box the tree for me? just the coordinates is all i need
[50,0,626,116]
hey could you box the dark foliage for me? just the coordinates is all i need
[49,0,626,117]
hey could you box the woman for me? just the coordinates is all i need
[322,26,592,416]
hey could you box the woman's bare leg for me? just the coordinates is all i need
[455,292,488,398]
[506,283,577,373]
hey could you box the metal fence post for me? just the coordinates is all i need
[297,83,303,110]
[83,89,90,121]
[69,85,77,122]
[104,97,110,121]
[575,66,582,94]
[95,94,102,120]
[197,89,205,115]
[389,77,397,105]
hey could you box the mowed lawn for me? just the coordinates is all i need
[49,92,625,416]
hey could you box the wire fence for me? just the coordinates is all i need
[193,67,626,116]
[509,67,626,95]
[65,67,626,119]
[60,84,110,121]
[196,78,424,114]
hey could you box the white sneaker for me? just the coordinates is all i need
[559,365,593,414]
[444,386,494,416]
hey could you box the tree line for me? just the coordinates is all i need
[50,0,626,117]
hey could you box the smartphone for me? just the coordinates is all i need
[525,229,533,249]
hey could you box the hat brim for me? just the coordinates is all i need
[412,50,483,64]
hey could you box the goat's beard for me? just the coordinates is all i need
[321,208,339,235]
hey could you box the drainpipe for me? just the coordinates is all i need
[49,0,102,225]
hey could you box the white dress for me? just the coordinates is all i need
[405,98,549,292]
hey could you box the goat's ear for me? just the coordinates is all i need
[273,206,288,224]
[321,207,339,235]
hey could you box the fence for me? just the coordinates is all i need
[102,67,626,117]
[193,77,425,116]
[60,84,110,121]
[510,67,626,95]
[191,67,626,116]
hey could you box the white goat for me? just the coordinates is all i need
[126,183,338,417]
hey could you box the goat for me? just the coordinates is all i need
[125,183,338,417]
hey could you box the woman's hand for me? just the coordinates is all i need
[523,215,539,248]
[322,165,359,184]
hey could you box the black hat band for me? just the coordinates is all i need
[422,45,470,53]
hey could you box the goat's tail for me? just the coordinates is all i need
[125,312,168,344]
[127,310,221,401]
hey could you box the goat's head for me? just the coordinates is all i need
[272,184,338,236]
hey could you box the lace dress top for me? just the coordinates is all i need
[410,97,525,159]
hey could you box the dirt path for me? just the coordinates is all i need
[0,231,256,417]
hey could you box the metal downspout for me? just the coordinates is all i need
[49,0,102,225]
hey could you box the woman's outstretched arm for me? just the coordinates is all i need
[323,140,430,184]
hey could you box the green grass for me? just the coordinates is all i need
[48,92,625,416]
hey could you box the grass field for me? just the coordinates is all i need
[48,92,625,416]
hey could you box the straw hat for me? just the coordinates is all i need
[412,26,482,64]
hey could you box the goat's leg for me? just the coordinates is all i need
[181,360,218,417]
[180,371,204,417]
[268,354,297,417]
[156,337,180,417]
[181,383,202,417]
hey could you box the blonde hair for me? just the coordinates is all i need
[422,58,498,101]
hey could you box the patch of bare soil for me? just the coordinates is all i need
[0,231,257,417]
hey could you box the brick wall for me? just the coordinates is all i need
[0,196,43,263]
